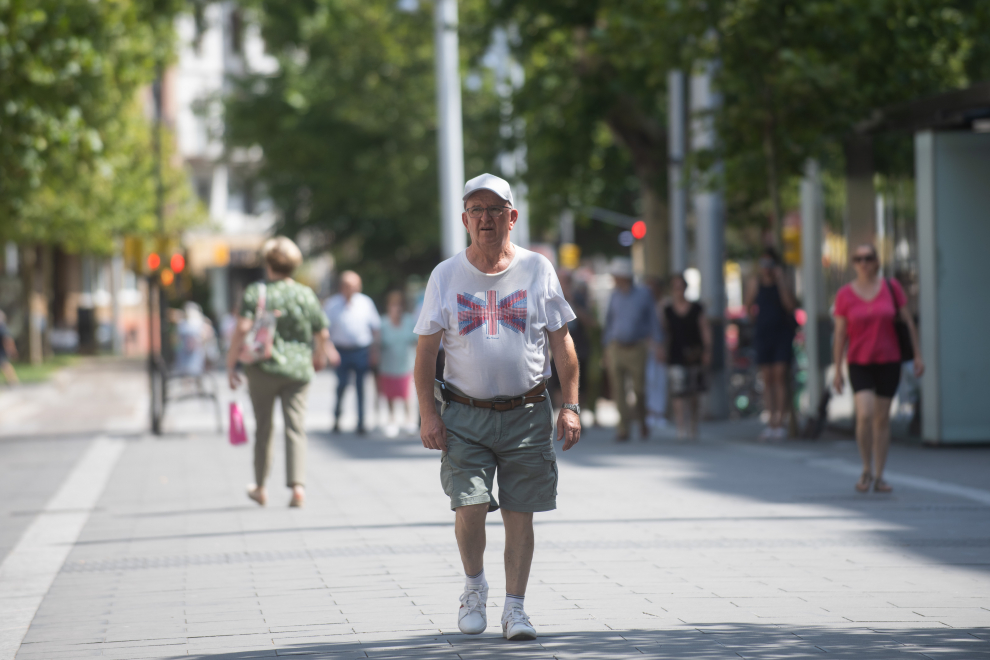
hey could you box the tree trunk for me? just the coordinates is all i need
[20,244,42,365]
[762,88,783,250]
[639,178,668,278]
[41,245,53,359]
[605,95,668,278]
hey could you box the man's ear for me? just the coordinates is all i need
[461,212,470,230]
[508,208,519,228]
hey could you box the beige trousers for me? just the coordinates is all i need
[606,340,648,435]
[245,367,310,488]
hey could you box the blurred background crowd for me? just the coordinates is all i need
[2,0,989,445]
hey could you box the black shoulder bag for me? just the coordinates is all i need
[886,278,914,362]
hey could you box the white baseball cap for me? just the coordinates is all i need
[462,173,514,207]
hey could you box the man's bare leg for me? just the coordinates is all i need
[501,509,534,596]
[455,503,489,576]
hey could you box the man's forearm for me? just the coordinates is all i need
[414,341,440,421]
[554,334,580,404]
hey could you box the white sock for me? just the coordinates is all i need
[465,569,486,589]
[505,593,525,610]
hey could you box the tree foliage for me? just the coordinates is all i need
[489,0,990,260]
[0,0,195,251]
[224,0,501,297]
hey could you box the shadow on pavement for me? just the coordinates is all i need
[176,624,990,659]
[320,421,990,577]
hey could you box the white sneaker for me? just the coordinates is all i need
[457,584,488,634]
[501,602,537,640]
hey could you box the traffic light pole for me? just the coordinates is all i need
[150,61,166,435]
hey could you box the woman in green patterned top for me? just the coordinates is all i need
[226,237,337,508]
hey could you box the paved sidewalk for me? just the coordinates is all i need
[2,365,990,659]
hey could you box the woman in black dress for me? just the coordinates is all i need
[745,248,796,440]
[662,274,711,440]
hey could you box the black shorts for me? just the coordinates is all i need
[848,362,901,398]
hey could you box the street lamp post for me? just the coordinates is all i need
[433,0,467,259]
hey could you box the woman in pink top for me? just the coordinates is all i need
[832,244,923,494]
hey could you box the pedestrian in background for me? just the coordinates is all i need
[745,248,796,440]
[226,237,333,508]
[0,310,19,385]
[323,271,381,434]
[645,277,668,432]
[833,244,923,494]
[663,273,711,441]
[554,270,597,424]
[603,258,662,442]
[378,289,418,437]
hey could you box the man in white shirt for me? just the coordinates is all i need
[323,271,381,433]
[414,173,582,641]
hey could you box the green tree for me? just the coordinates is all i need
[700,0,990,247]
[14,101,204,254]
[489,0,697,275]
[0,0,182,233]
[489,0,990,262]
[224,0,501,298]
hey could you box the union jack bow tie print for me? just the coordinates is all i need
[457,290,528,336]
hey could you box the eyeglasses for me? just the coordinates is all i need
[852,254,877,263]
[466,206,510,220]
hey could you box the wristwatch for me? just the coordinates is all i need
[562,403,581,416]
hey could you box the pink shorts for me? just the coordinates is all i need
[378,373,412,400]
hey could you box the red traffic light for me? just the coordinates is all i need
[147,253,161,270]
[170,253,185,274]
[631,220,647,240]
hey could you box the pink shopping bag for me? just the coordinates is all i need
[229,403,247,445]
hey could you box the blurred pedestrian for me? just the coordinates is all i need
[663,273,711,441]
[554,270,597,423]
[323,270,381,434]
[174,302,210,376]
[833,244,923,494]
[745,248,796,440]
[378,289,418,437]
[414,173,581,641]
[603,258,661,442]
[0,310,19,385]
[227,237,333,508]
[645,277,668,431]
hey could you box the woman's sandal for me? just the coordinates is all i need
[247,486,267,506]
[855,471,873,493]
[873,478,893,493]
[289,487,305,508]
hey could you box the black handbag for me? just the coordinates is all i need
[886,278,914,362]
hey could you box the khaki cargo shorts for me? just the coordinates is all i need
[438,387,558,513]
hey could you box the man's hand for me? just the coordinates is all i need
[557,408,581,451]
[326,345,341,368]
[420,411,447,451]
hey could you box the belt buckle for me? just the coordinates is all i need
[491,397,508,410]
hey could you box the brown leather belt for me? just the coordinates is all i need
[446,382,548,412]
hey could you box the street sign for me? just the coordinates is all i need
[559,243,581,269]
[783,225,802,265]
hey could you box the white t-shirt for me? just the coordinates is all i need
[323,292,381,349]
[414,246,575,399]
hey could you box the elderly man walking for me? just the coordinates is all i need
[324,270,381,434]
[603,258,662,441]
[414,173,582,641]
